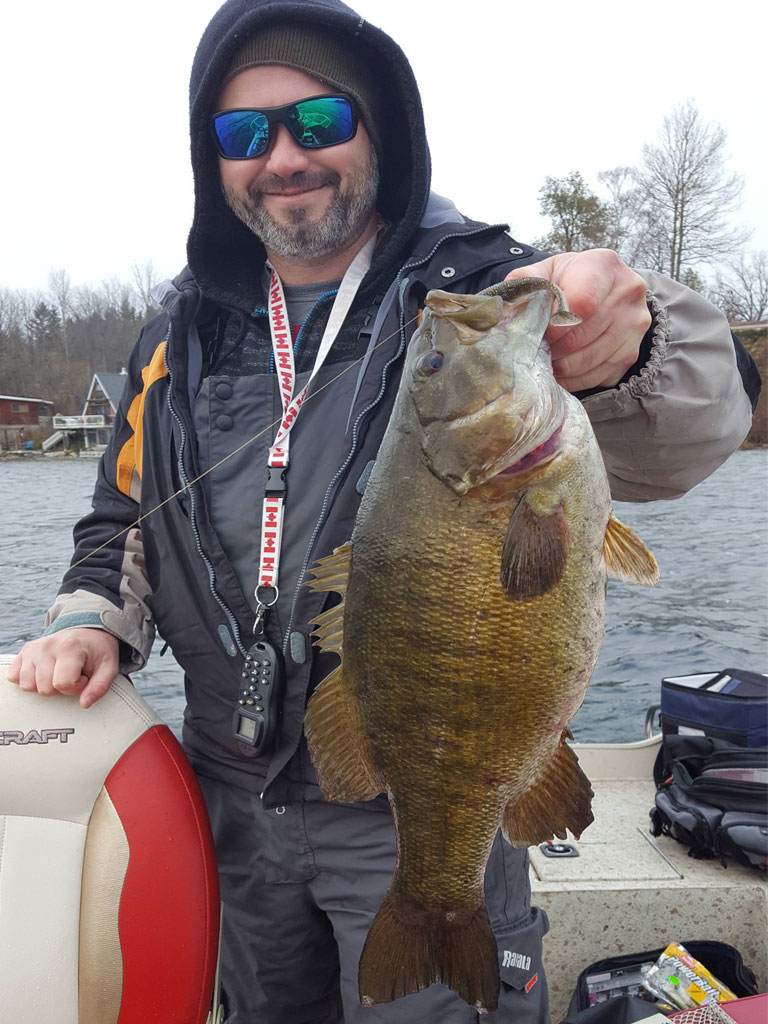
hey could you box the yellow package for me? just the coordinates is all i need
[644,943,738,1009]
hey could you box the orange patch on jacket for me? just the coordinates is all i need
[116,342,168,496]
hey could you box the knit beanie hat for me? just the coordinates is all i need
[221,22,385,157]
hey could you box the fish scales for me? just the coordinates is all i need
[347,427,602,894]
[304,278,659,1012]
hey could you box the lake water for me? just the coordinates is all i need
[0,451,766,741]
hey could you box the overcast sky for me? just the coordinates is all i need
[1,0,765,293]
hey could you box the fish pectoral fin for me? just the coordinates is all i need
[502,734,594,846]
[500,498,569,600]
[304,664,384,802]
[603,515,660,586]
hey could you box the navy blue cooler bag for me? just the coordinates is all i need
[659,669,768,746]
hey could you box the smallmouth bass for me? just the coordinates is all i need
[305,278,659,1012]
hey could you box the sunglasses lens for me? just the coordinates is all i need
[289,97,355,148]
[212,97,355,158]
[213,110,270,158]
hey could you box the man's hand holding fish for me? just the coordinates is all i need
[506,248,652,391]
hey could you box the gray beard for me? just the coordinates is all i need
[223,147,380,260]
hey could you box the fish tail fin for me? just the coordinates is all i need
[503,732,594,846]
[358,890,500,1013]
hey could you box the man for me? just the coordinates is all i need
[9,0,760,1021]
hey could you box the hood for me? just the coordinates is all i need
[187,0,432,311]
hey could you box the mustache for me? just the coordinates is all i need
[252,171,340,196]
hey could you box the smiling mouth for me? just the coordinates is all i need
[261,181,333,200]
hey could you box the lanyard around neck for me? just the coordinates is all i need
[254,232,378,630]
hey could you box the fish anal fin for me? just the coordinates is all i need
[603,516,659,586]
[501,499,568,600]
[358,890,500,1012]
[502,734,594,846]
[305,665,384,803]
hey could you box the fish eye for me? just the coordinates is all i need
[416,350,444,376]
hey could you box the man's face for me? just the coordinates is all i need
[216,65,379,260]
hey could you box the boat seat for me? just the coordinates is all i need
[0,657,220,1024]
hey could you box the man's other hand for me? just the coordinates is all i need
[7,628,120,709]
[505,249,651,392]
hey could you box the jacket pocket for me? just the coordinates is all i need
[492,906,550,1018]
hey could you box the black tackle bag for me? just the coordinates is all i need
[563,941,758,1022]
[650,734,768,868]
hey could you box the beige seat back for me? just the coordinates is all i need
[0,656,219,1024]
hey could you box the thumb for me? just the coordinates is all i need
[504,256,556,282]
[79,651,119,709]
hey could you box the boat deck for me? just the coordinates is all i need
[531,738,767,1022]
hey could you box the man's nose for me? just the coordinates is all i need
[263,124,311,177]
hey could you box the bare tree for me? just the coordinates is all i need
[597,166,671,271]
[596,166,641,255]
[633,102,749,281]
[132,260,161,315]
[100,275,138,315]
[709,251,768,323]
[48,268,73,363]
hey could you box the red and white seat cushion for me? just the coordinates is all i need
[0,657,219,1024]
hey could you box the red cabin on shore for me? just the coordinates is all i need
[0,395,54,426]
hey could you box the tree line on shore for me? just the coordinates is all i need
[0,265,159,415]
[1,102,765,416]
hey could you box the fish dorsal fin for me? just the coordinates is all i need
[304,544,384,802]
[603,515,660,585]
[306,543,351,592]
[305,543,352,654]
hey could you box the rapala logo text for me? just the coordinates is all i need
[502,950,531,970]
[0,728,75,746]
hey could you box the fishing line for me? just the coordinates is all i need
[6,313,420,624]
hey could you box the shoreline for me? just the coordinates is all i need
[0,451,99,462]
[2,445,766,464]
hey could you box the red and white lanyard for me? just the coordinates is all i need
[255,232,378,628]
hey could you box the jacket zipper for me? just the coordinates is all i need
[164,327,249,658]
[283,223,508,653]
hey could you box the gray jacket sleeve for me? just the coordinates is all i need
[584,270,753,502]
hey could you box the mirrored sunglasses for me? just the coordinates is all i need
[211,94,357,160]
